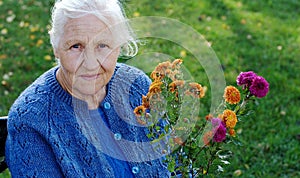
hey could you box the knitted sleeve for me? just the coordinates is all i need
[6,121,63,177]
[5,88,63,177]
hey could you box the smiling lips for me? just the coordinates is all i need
[79,73,101,81]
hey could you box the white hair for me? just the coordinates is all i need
[49,0,138,57]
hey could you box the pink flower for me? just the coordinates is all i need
[211,118,227,143]
[236,71,257,89]
[249,76,269,98]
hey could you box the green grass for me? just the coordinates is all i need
[1,0,300,177]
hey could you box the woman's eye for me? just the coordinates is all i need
[70,44,82,50]
[99,43,109,49]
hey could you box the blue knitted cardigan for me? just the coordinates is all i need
[5,63,170,178]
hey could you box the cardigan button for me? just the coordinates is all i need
[132,166,139,174]
[114,133,122,140]
[103,102,111,109]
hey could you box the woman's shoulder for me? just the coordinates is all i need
[105,63,151,121]
[115,63,149,78]
[110,63,151,97]
[114,63,151,86]
[8,67,60,123]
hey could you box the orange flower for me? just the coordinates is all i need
[222,109,238,128]
[150,70,164,81]
[142,95,150,108]
[224,86,241,104]
[229,128,236,137]
[150,60,183,81]
[150,61,172,80]
[149,80,163,94]
[171,59,183,69]
[169,80,185,93]
[202,131,214,146]
[173,136,184,145]
[217,114,223,119]
[157,61,172,70]
[165,69,173,76]
[137,118,147,125]
[205,114,214,121]
[148,92,163,102]
[185,82,205,98]
[166,69,181,81]
[134,105,146,117]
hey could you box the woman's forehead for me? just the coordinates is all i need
[64,15,111,34]
[62,15,113,41]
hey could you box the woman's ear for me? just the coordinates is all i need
[53,48,59,58]
[116,47,121,55]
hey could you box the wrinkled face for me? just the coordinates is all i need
[55,15,120,96]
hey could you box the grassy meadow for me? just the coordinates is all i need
[0,0,299,177]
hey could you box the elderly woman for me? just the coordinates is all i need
[5,0,169,177]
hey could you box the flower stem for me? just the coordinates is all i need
[235,92,252,115]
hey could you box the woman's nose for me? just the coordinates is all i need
[82,48,100,70]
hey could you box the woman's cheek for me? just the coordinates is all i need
[63,53,83,72]
[104,55,118,69]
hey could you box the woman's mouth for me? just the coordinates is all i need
[80,73,101,81]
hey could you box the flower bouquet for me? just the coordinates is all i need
[134,59,269,177]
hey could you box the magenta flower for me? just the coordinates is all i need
[211,118,227,143]
[236,71,257,89]
[249,76,269,98]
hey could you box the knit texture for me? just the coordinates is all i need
[5,63,170,178]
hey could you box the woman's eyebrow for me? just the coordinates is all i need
[93,37,114,46]
[63,39,84,48]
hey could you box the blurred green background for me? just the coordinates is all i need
[0,0,299,177]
